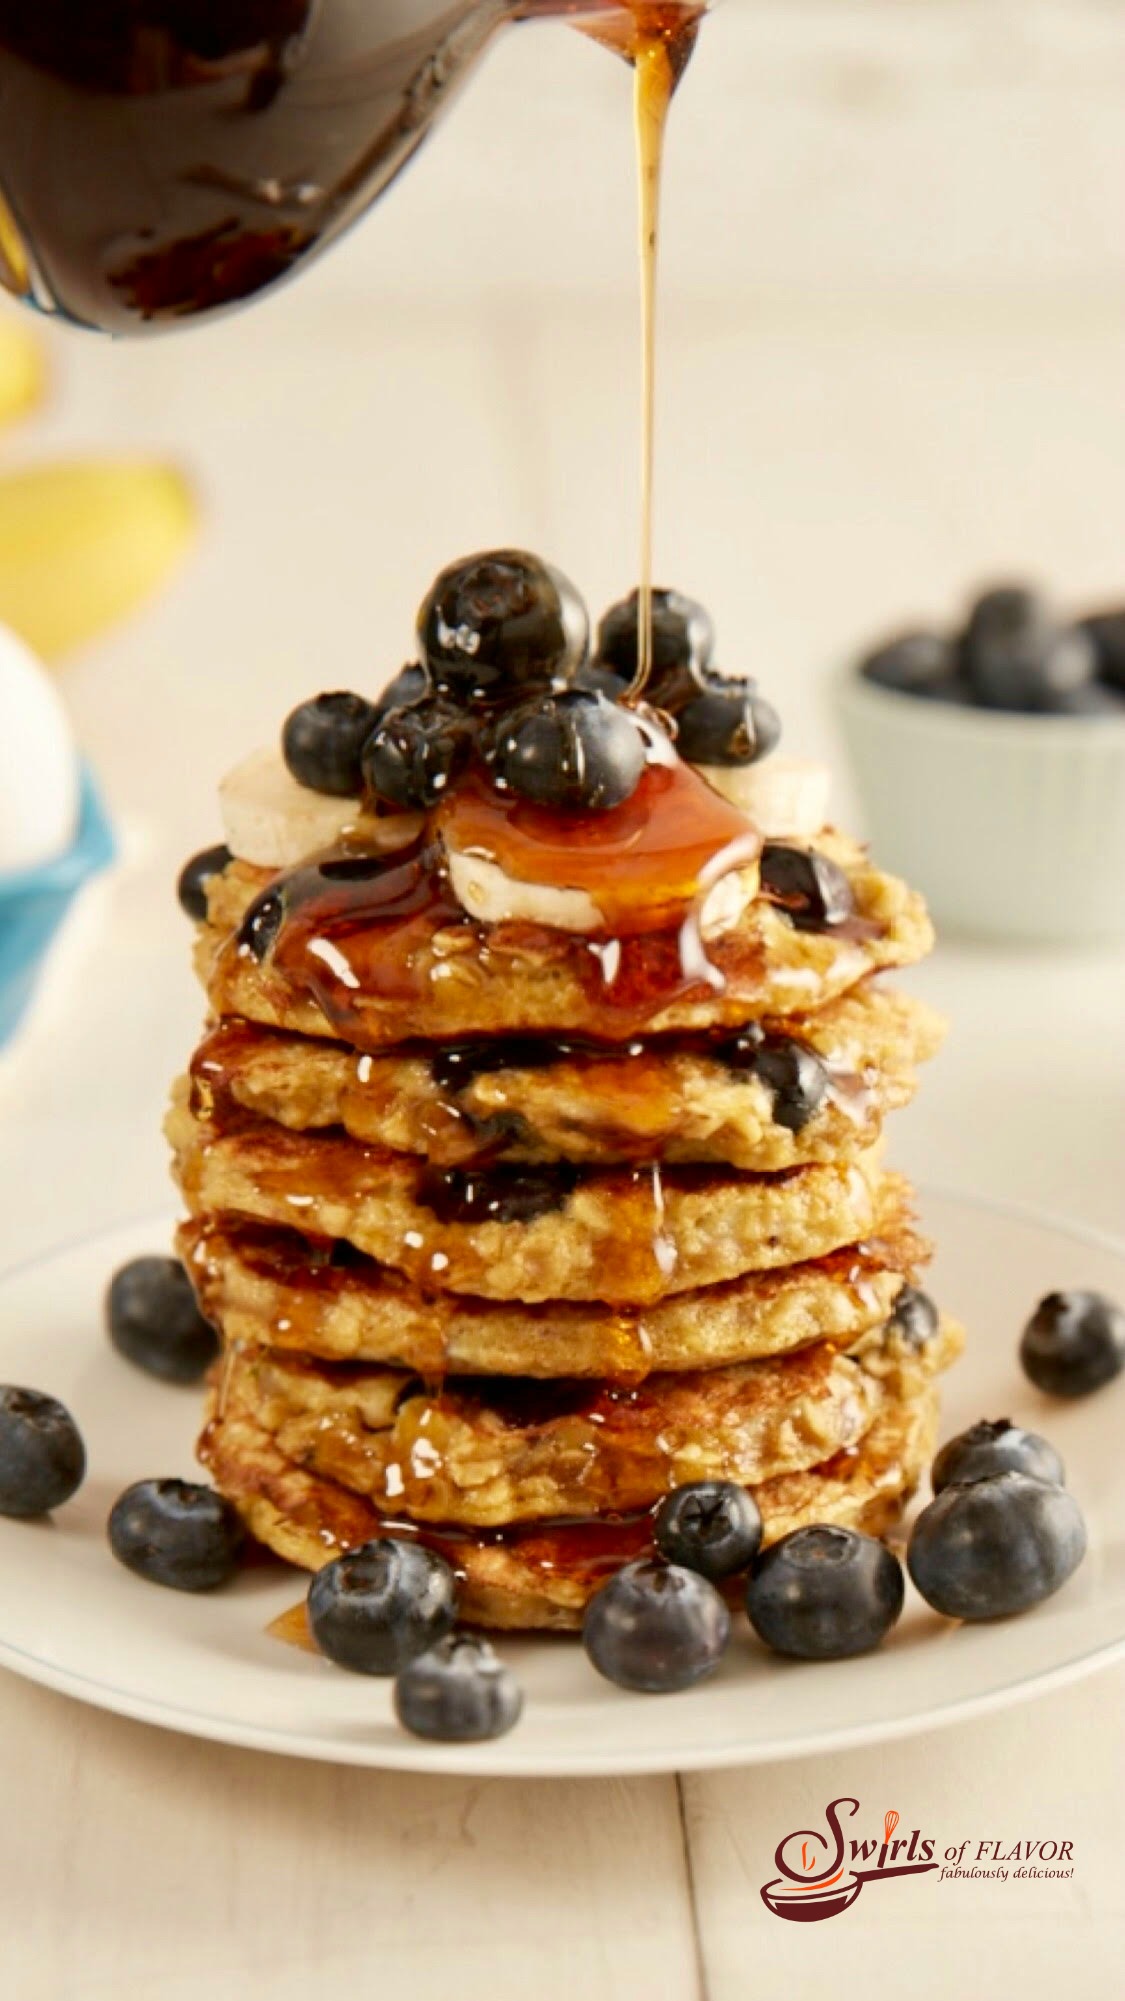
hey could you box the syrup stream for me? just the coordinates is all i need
[633,32,675,696]
[578,4,703,697]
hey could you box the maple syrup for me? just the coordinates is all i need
[439,754,760,937]
[228,744,764,1043]
[578,1,705,692]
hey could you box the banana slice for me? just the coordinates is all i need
[447,849,602,933]
[445,841,756,938]
[219,747,419,869]
[695,755,830,838]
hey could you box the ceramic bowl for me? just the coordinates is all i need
[835,671,1125,945]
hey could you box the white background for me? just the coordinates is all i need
[1,0,1124,1993]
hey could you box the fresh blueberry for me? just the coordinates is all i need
[859,629,958,699]
[371,662,429,720]
[1080,608,1125,693]
[307,1538,457,1675]
[176,843,231,923]
[362,697,471,811]
[595,587,714,709]
[907,1471,1086,1619]
[745,1526,904,1659]
[107,1479,244,1591]
[886,1286,939,1350]
[962,587,1095,713]
[105,1256,220,1385]
[1019,1290,1125,1397]
[574,658,631,703]
[759,843,855,931]
[654,1481,762,1581]
[237,885,285,962]
[394,1633,523,1741]
[418,550,588,705]
[675,684,781,767]
[582,1559,731,1692]
[931,1418,1065,1494]
[0,1387,86,1517]
[282,691,379,796]
[489,690,646,812]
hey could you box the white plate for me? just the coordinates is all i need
[0,1191,1122,1777]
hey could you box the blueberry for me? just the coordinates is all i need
[859,629,958,698]
[595,587,714,709]
[105,1256,220,1385]
[418,550,588,705]
[752,1038,829,1132]
[907,1471,1086,1620]
[1080,608,1125,693]
[176,843,231,923]
[574,658,631,703]
[417,1160,576,1226]
[1020,1289,1125,1397]
[886,1285,939,1351]
[362,697,471,811]
[0,1387,85,1517]
[307,1538,457,1675]
[282,691,379,796]
[745,1526,903,1659]
[675,684,781,767]
[107,1479,244,1591]
[582,1559,730,1692]
[759,843,855,931]
[237,885,284,962]
[931,1418,1064,1494]
[489,691,646,813]
[714,1029,829,1131]
[654,1481,762,1581]
[962,587,1096,712]
[394,1633,523,1741]
[372,662,429,720]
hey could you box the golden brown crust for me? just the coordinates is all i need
[197,832,934,1048]
[207,1314,961,1528]
[168,1090,889,1305]
[200,1382,944,1630]
[176,1181,928,1376]
[188,982,945,1171]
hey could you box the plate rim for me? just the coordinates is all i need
[0,1190,1123,1779]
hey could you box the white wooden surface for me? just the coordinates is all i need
[2,3,1125,1991]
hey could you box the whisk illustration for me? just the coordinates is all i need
[761,1799,936,1922]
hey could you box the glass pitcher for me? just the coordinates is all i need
[0,2,700,335]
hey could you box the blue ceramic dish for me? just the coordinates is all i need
[0,765,115,1048]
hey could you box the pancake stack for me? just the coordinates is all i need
[169,578,962,1630]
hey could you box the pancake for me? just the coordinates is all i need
[188,983,945,1171]
[177,1179,928,1375]
[168,1092,888,1304]
[199,1381,942,1630]
[207,1311,960,1528]
[196,829,933,1048]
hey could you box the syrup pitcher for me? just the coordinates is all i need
[0,1,702,334]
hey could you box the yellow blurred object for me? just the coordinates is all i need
[0,312,45,429]
[0,459,198,658]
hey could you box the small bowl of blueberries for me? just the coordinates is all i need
[836,585,1125,944]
